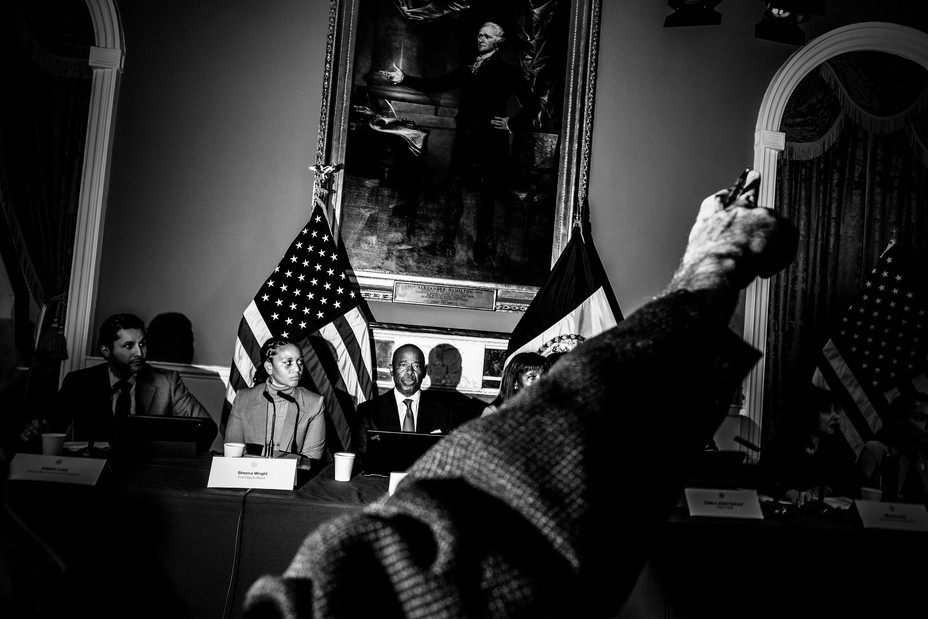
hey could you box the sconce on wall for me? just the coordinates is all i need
[754,0,826,45]
[664,0,722,28]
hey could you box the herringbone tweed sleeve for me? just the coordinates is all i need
[245,290,760,618]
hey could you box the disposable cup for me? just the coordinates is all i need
[334,452,355,481]
[223,442,246,458]
[41,433,66,456]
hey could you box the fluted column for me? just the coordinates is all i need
[60,0,123,381]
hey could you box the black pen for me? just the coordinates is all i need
[722,167,752,208]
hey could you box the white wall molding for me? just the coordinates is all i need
[88,45,122,70]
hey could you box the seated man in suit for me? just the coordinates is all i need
[53,313,212,445]
[355,344,455,456]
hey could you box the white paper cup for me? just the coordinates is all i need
[334,452,355,481]
[223,442,245,458]
[41,433,66,456]
[860,487,883,502]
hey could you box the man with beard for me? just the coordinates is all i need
[53,313,211,444]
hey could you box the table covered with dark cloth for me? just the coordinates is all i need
[8,456,249,618]
[234,467,388,615]
[7,455,388,618]
[624,503,928,618]
[9,453,928,618]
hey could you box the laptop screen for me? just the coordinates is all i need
[119,415,218,458]
[363,429,444,477]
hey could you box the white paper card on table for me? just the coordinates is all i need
[388,471,408,495]
[855,500,928,531]
[684,488,764,519]
[207,456,297,490]
[9,453,107,486]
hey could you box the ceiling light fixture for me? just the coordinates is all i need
[754,0,826,45]
[664,0,722,28]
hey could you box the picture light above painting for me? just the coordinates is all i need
[315,0,602,312]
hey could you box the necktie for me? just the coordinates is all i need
[402,399,415,432]
[114,380,131,421]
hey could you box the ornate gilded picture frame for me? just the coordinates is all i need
[316,0,601,311]
[371,322,509,401]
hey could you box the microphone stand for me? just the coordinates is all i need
[267,409,276,458]
[277,391,299,457]
[263,390,277,459]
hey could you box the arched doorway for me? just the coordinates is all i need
[60,0,124,378]
[742,22,928,451]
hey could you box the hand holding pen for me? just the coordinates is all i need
[720,167,758,209]
[716,167,796,279]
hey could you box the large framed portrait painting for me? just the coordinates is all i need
[317,0,601,311]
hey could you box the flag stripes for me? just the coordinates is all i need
[813,240,928,455]
[220,202,374,455]
[815,346,882,453]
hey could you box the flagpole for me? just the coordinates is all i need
[573,197,589,242]
[309,162,344,234]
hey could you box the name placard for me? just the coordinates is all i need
[684,488,764,519]
[207,456,297,490]
[388,471,408,496]
[9,453,107,486]
[856,500,928,532]
[393,281,496,310]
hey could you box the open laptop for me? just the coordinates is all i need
[363,429,444,477]
[118,415,218,459]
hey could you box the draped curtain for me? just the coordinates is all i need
[0,0,94,410]
[764,51,928,437]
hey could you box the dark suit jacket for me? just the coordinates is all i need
[354,388,454,454]
[403,52,537,172]
[244,291,761,617]
[55,362,211,442]
[403,52,536,131]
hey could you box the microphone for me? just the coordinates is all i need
[733,436,761,452]
[263,390,277,458]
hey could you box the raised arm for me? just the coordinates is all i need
[244,170,798,618]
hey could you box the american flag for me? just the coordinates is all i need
[221,200,375,455]
[813,241,928,455]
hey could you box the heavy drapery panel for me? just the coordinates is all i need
[0,0,93,412]
[764,51,928,437]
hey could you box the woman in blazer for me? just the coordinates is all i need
[225,338,325,460]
